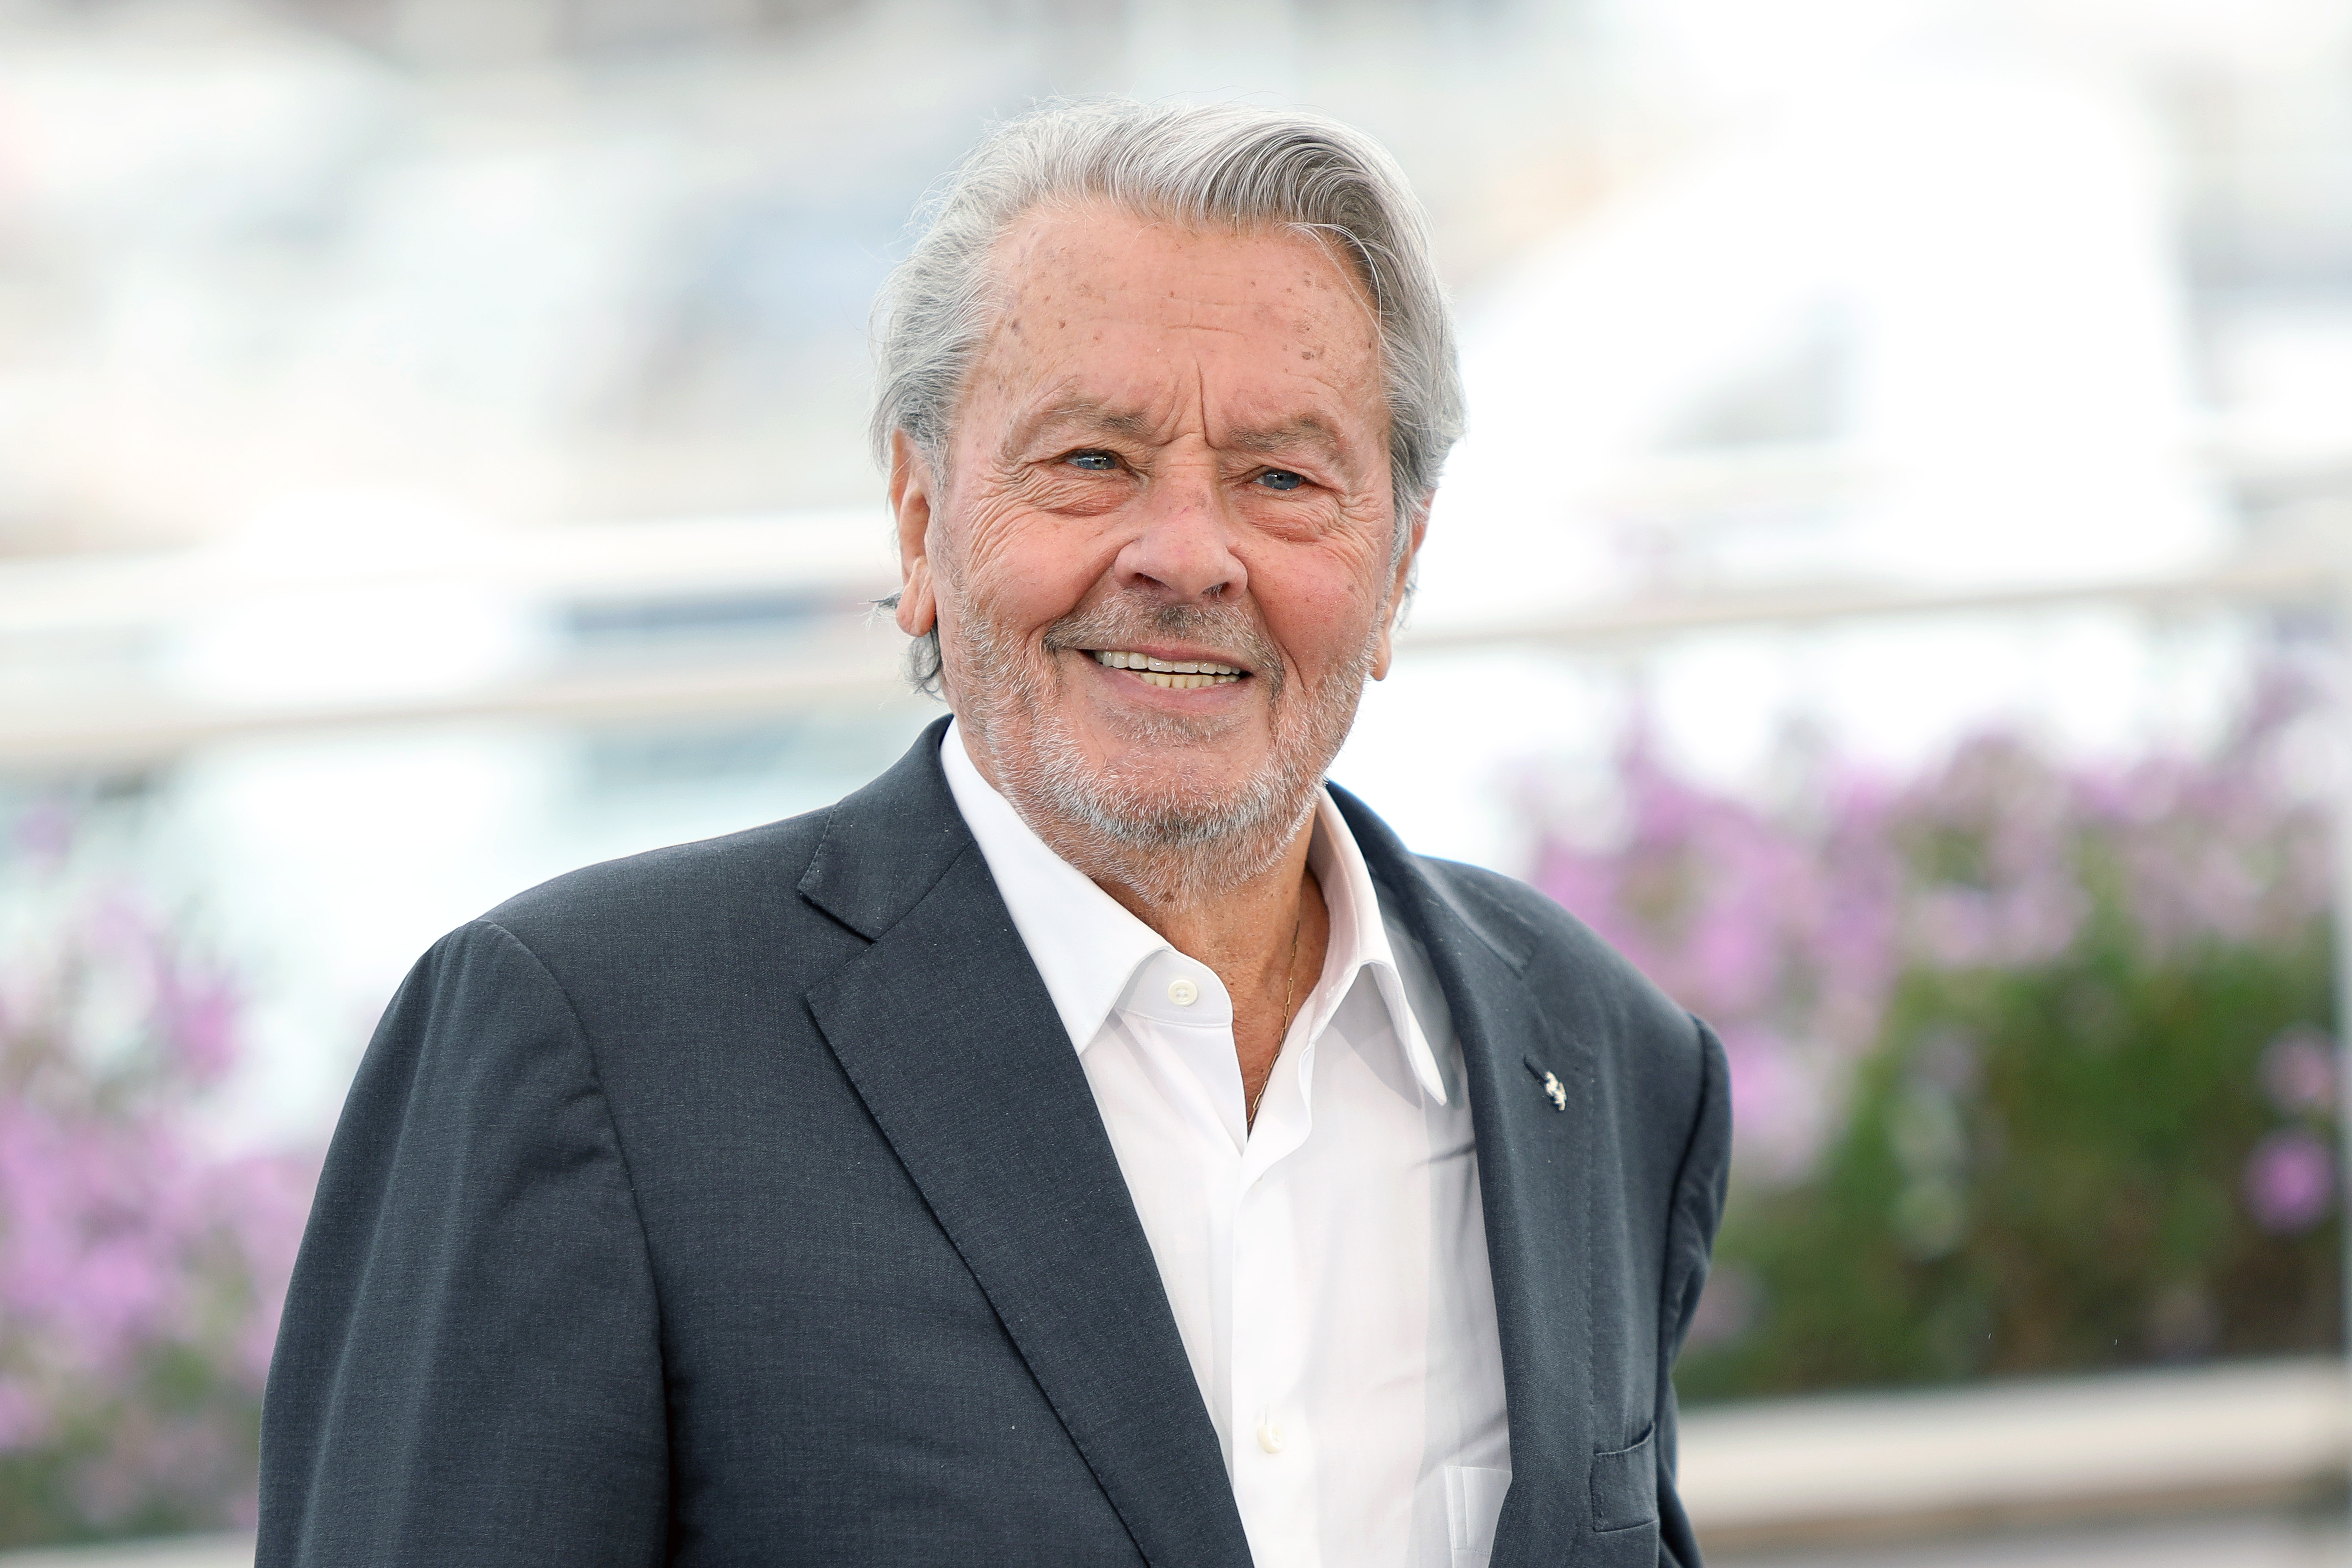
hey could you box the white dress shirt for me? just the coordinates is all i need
[941,724,1511,1568]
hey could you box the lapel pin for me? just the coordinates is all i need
[1525,1058,1567,1112]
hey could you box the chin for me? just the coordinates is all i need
[1084,694,1258,752]
[1058,728,1313,856]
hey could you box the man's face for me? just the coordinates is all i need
[894,203,1419,888]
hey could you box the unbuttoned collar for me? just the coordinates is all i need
[939,721,1447,1105]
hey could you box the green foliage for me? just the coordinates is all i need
[0,859,316,1546]
[0,1347,264,1549]
[1534,691,2341,1402]
[1679,918,2337,1400]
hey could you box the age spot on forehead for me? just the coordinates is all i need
[968,202,1385,426]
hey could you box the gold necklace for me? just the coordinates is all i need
[1247,903,1305,1129]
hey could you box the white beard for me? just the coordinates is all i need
[946,587,1379,907]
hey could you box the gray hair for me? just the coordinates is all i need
[872,99,1464,695]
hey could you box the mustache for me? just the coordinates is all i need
[1039,598,1286,688]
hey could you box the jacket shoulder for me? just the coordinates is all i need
[477,805,838,963]
[1413,853,1703,1068]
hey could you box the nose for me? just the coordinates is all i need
[1113,454,1248,604]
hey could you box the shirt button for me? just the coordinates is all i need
[1167,977,1199,1006]
[1256,1417,1284,1454]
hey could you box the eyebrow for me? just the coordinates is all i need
[1008,397,1352,464]
[1221,418,1345,461]
[1008,398,1160,449]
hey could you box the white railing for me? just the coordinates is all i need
[1,526,2336,765]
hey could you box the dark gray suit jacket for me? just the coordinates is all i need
[259,717,1730,1567]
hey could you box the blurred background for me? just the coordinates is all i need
[1,0,2348,1561]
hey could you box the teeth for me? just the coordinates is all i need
[1090,649,1243,686]
[1135,670,1236,689]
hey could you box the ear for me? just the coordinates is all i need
[1369,500,1428,682]
[890,429,939,639]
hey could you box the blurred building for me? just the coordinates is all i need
[0,0,1642,555]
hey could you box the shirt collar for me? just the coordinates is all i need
[940,722,1170,1054]
[938,721,1447,1105]
[1297,780,1449,1104]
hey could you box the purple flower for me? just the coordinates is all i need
[2260,1029,2338,1118]
[2243,1130,2336,1235]
[1717,1026,1830,1184]
[0,1378,43,1448]
[154,969,242,1087]
[1526,688,2331,1188]
[0,869,321,1538]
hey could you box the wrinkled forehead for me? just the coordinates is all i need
[954,201,1389,453]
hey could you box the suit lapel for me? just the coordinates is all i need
[1334,786,1600,1564]
[800,721,1252,1568]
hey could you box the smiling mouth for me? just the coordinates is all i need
[1089,649,1247,690]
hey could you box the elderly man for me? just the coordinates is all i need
[260,100,1728,1568]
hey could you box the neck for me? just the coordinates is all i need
[956,721,1334,1123]
[1081,809,1329,1128]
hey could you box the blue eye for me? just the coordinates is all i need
[1067,450,1118,471]
[1256,469,1305,492]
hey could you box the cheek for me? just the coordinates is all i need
[950,497,1117,627]
[1254,539,1391,675]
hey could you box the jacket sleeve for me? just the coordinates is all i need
[1656,1017,1732,1568]
[258,920,668,1567]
